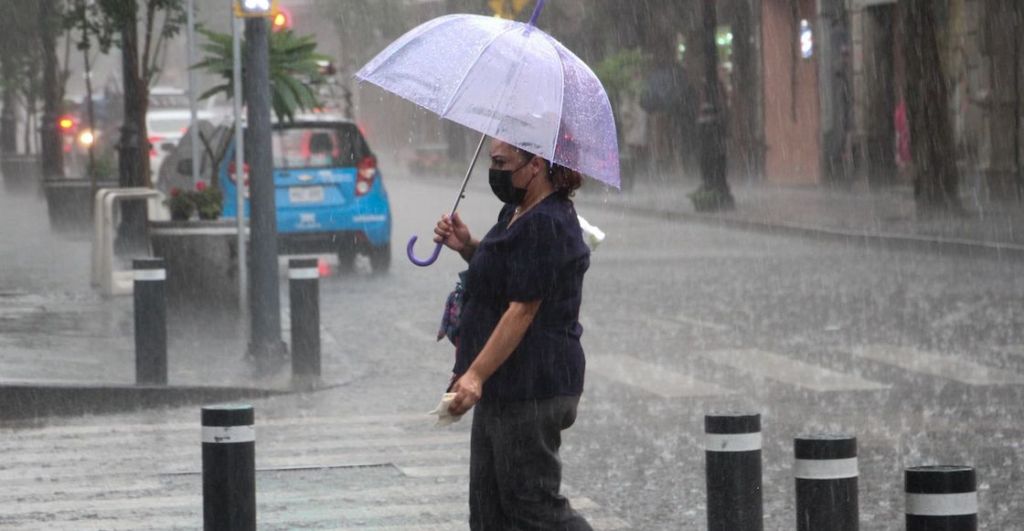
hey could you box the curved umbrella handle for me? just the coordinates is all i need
[407,235,444,267]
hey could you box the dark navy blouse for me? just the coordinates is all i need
[453,194,590,402]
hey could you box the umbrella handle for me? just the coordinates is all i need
[528,0,547,26]
[407,236,443,267]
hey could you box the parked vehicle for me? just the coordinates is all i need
[160,113,393,273]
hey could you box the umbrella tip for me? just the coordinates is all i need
[527,0,547,26]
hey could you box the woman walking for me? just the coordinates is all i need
[434,138,593,530]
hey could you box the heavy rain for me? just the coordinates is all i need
[0,0,1022,529]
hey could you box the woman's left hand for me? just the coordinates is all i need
[448,370,483,416]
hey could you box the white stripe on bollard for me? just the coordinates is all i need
[288,268,319,280]
[134,269,167,281]
[705,432,762,452]
[201,425,255,444]
[905,492,978,516]
[794,457,859,480]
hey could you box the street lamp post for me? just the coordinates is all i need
[694,0,735,212]
[243,11,287,364]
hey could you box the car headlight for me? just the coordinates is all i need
[78,130,95,147]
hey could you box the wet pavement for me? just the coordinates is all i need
[2,168,1024,528]
[577,175,1024,251]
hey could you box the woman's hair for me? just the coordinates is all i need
[513,147,584,199]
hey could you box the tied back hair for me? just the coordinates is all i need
[512,147,584,199]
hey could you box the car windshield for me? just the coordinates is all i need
[149,116,191,135]
[149,93,190,108]
[271,125,364,169]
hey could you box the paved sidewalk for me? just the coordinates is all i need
[0,179,291,419]
[574,175,1024,256]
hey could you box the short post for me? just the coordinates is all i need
[905,465,977,530]
[202,405,256,531]
[794,434,858,531]
[134,258,167,385]
[705,412,763,531]
[288,258,321,386]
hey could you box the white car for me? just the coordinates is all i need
[147,87,223,184]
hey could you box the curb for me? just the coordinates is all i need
[584,199,1024,261]
[0,382,288,422]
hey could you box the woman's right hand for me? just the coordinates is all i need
[434,212,471,252]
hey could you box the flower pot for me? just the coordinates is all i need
[149,220,246,315]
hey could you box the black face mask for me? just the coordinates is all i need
[489,159,533,205]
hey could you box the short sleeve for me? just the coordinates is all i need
[505,213,566,302]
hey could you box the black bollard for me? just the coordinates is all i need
[906,465,977,531]
[794,434,858,531]
[288,258,321,385]
[133,258,167,385]
[202,405,256,531]
[705,412,763,531]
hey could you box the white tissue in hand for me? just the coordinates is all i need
[429,392,464,427]
[577,215,605,251]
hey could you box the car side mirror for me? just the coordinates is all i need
[176,158,192,176]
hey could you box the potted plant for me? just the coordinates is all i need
[166,187,196,220]
[191,181,223,220]
[164,181,223,221]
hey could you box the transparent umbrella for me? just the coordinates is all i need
[356,0,620,266]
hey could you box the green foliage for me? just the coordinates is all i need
[88,152,117,181]
[194,28,330,122]
[0,0,43,105]
[594,48,649,104]
[82,0,187,85]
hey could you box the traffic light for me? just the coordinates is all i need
[271,7,291,31]
[57,114,76,134]
[234,0,278,17]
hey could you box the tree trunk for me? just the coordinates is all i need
[902,0,962,215]
[693,0,734,211]
[39,0,63,178]
[0,55,19,156]
[115,0,149,254]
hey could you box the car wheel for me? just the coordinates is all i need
[368,244,391,274]
[336,249,356,274]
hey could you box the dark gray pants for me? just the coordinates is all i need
[469,396,592,531]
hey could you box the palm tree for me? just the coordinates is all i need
[194,28,328,122]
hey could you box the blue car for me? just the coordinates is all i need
[210,115,392,272]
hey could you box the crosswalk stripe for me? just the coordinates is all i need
[701,349,890,392]
[0,424,407,452]
[0,429,465,461]
[0,410,626,529]
[398,464,467,478]
[0,499,619,530]
[852,345,1024,386]
[0,482,471,518]
[0,447,471,484]
[0,413,435,440]
[587,353,733,398]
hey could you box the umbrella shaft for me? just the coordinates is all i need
[449,133,488,216]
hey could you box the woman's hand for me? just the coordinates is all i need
[448,370,483,416]
[434,212,475,261]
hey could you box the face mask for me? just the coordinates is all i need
[489,159,533,205]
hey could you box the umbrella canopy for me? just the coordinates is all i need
[356,13,620,188]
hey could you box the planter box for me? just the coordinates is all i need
[1,154,42,194]
[149,220,246,315]
[43,178,118,234]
